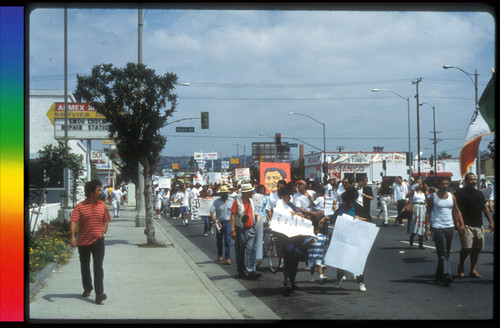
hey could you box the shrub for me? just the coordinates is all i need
[29,219,73,282]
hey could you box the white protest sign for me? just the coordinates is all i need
[255,218,265,261]
[324,214,379,275]
[235,168,250,181]
[269,205,314,238]
[157,177,171,189]
[199,197,217,216]
[208,172,222,184]
[324,192,335,216]
[252,193,265,217]
[190,197,218,219]
[189,198,201,220]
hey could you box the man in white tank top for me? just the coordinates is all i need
[424,177,465,286]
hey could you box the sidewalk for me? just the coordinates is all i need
[29,205,277,321]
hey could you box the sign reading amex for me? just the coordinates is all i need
[47,103,110,139]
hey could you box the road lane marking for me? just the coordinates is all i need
[400,240,436,250]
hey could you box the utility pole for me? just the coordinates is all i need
[135,8,146,227]
[63,7,69,208]
[474,69,481,179]
[412,78,422,177]
[336,146,344,152]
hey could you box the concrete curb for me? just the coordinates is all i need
[155,217,281,320]
[29,261,59,298]
[153,218,245,319]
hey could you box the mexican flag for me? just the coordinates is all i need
[460,72,495,177]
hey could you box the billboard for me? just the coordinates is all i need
[194,152,218,160]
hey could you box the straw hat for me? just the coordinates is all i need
[240,183,254,193]
[218,185,230,193]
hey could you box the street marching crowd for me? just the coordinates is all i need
[148,173,495,295]
[69,173,495,303]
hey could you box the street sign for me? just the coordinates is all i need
[176,127,195,132]
[231,158,239,164]
[54,118,110,139]
[46,102,105,126]
[194,152,218,160]
[284,142,298,147]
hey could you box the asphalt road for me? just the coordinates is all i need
[159,209,495,320]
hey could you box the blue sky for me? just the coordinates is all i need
[29,4,495,160]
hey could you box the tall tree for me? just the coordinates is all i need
[74,63,178,245]
[437,151,452,159]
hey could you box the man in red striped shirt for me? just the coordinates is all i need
[70,179,111,304]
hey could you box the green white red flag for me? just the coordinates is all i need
[460,72,495,177]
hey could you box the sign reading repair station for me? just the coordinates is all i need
[48,103,110,140]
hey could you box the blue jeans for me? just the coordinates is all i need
[78,237,105,294]
[235,226,257,274]
[216,220,232,260]
[432,227,454,281]
[203,216,212,235]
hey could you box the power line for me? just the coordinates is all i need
[179,95,472,101]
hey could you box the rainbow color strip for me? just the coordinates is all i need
[0,6,24,322]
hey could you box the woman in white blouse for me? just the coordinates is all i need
[408,178,428,249]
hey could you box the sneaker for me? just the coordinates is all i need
[217,256,223,262]
[225,259,231,265]
[82,291,91,298]
[319,276,327,285]
[334,279,343,288]
[95,293,107,304]
[359,283,367,292]
[204,233,209,237]
[309,276,315,283]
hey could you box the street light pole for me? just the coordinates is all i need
[371,88,412,180]
[443,65,481,178]
[288,112,327,183]
[412,78,423,178]
[420,102,437,176]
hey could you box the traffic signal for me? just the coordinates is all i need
[322,162,328,175]
[275,133,281,145]
[201,112,209,129]
[382,160,387,170]
[429,155,434,167]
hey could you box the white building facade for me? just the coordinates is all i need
[304,151,475,184]
[29,89,88,205]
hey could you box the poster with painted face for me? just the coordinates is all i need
[260,162,290,194]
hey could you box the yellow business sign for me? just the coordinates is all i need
[46,102,105,126]
[230,158,239,164]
